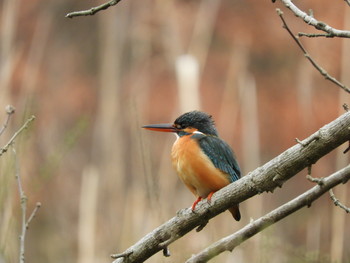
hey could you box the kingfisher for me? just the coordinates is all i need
[142,110,241,221]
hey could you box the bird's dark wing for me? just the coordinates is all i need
[193,134,241,182]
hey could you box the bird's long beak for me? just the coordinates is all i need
[142,123,177,133]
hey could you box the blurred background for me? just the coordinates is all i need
[0,0,349,262]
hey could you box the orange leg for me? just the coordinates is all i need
[191,197,202,211]
[206,191,215,204]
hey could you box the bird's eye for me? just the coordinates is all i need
[175,124,182,129]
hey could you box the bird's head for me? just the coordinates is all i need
[142,110,218,136]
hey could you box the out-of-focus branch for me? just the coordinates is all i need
[277,9,350,94]
[0,105,15,136]
[13,147,41,263]
[13,147,26,263]
[111,111,350,263]
[186,165,350,263]
[65,0,123,18]
[9,115,39,263]
[278,0,350,38]
[0,115,35,156]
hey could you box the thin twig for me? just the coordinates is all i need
[0,105,16,136]
[12,121,40,263]
[0,115,35,156]
[298,32,334,38]
[279,0,350,38]
[276,9,350,94]
[65,0,123,18]
[13,147,26,263]
[25,202,41,229]
[344,0,350,7]
[329,189,350,213]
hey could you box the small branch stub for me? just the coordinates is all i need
[306,174,324,185]
[111,251,133,259]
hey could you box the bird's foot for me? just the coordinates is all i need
[206,191,215,205]
[191,197,203,211]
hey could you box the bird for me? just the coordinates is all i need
[142,110,241,221]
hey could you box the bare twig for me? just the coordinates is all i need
[344,0,350,7]
[111,112,350,263]
[0,105,15,136]
[186,165,350,263]
[25,202,41,229]
[13,147,26,263]
[65,0,123,18]
[298,32,334,38]
[11,116,40,263]
[329,189,350,213]
[278,0,350,38]
[276,9,350,94]
[13,147,41,263]
[0,115,35,156]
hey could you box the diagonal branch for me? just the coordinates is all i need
[0,115,36,156]
[65,0,123,18]
[111,111,350,263]
[186,165,350,263]
[278,0,350,38]
[276,9,350,94]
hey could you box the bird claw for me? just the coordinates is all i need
[191,197,202,211]
[192,192,215,211]
[206,191,214,204]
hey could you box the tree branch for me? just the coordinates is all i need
[111,111,350,263]
[186,165,350,263]
[276,9,350,94]
[0,115,35,156]
[278,0,350,38]
[65,0,123,18]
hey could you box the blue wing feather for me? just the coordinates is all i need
[193,134,241,182]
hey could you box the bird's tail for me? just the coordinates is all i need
[228,205,241,221]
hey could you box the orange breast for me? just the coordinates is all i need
[171,135,231,198]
